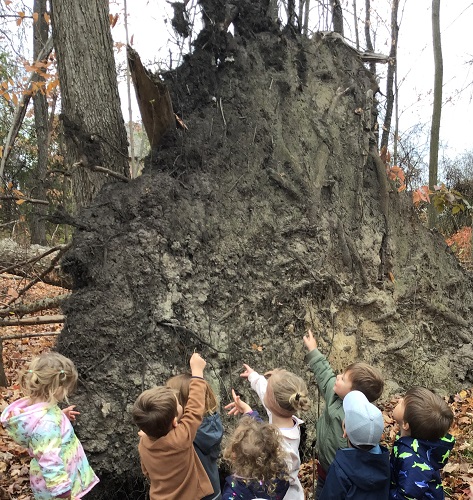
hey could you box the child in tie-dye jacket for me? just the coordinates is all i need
[1,352,98,500]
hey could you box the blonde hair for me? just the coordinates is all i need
[166,372,218,415]
[223,417,289,493]
[265,369,311,417]
[21,352,78,404]
[132,386,178,439]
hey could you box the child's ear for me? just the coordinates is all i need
[172,417,178,428]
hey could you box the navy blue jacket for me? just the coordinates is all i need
[389,434,455,500]
[221,476,289,500]
[319,445,390,500]
[194,412,224,500]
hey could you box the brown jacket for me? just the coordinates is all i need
[138,377,213,500]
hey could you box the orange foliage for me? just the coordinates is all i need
[446,227,472,269]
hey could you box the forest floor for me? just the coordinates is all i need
[0,274,472,500]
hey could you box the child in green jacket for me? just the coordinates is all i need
[303,329,384,499]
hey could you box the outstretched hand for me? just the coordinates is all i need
[190,352,206,377]
[224,389,252,416]
[240,363,255,379]
[62,405,80,422]
[303,329,318,352]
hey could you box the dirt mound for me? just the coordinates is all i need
[56,31,473,497]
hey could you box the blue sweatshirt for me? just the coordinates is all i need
[389,433,455,499]
[194,412,224,500]
[320,444,390,500]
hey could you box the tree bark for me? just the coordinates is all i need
[331,0,344,35]
[364,0,376,73]
[428,0,443,228]
[380,0,398,151]
[30,0,49,245]
[50,0,129,209]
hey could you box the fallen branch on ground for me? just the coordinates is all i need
[0,293,69,318]
[0,314,64,326]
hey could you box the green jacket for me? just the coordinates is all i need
[305,349,348,473]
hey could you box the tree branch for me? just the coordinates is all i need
[0,293,69,318]
[0,314,64,326]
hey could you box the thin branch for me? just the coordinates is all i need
[1,331,60,341]
[0,293,69,318]
[0,36,53,178]
[0,195,49,205]
[0,314,64,326]
[73,161,130,182]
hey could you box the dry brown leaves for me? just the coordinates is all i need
[0,275,472,499]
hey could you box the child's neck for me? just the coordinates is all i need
[271,413,294,428]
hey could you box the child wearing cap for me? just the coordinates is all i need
[319,390,390,500]
[389,387,455,500]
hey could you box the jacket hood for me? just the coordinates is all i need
[395,434,455,470]
[194,412,223,456]
[0,397,51,448]
[335,446,391,490]
[223,475,289,500]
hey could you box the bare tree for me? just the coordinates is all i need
[364,0,376,73]
[428,0,443,228]
[331,0,344,35]
[30,0,49,244]
[381,0,399,152]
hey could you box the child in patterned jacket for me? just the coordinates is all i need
[1,352,99,500]
[389,387,455,500]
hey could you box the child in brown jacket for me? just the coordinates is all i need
[132,353,213,500]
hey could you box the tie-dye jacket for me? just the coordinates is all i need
[389,433,455,500]
[1,397,99,499]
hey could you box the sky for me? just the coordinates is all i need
[113,0,473,158]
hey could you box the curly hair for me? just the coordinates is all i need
[264,369,311,417]
[21,352,78,404]
[166,372,218,415]
[223,417,289,493]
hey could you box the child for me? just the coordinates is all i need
[389,386,455,500]
[239,363,310,499]
[303,328,384,498]
[166,372,223,500]
[223,389,290,499]
[132,352,213,500]
[0,352,99,500]
[319,390,390,499]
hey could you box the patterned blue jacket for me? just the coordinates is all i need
[389,433,455,499]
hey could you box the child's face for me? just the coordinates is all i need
[392,397,410,437]
[334,370,353,399]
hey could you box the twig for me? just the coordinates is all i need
[0,195,49,205]
[219,98,227,131]
[72,161,130,182]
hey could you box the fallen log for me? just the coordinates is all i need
[0,293,69,318]
[0,238,72,289]
[0,314,64,327]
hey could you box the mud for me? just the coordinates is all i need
[57,29,473,498]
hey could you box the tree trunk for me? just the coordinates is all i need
[331,0,344,35]
[429,0,443,228]
[380,0,399,151]
[364,0,376,74]
[50,0,129,209]
[30,0,49,245]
